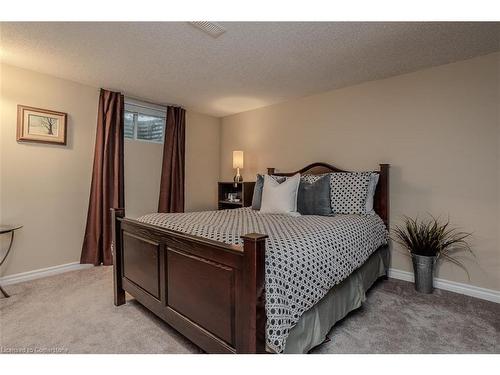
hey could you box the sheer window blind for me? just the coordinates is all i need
[124,99,167,143]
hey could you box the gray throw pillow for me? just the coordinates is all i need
[297,174,331,215]
[251,174,286,210]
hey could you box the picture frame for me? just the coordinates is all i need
[17,105,67,145]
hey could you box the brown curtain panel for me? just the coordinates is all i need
[158,106,186,213]
[81,89,124,265]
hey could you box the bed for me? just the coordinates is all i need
[111,162,390,353]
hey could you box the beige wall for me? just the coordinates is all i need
[1,63,220,276]
[124,111,220,218]
[124,140,163,218]
[220,53,500,291]
[0,64,98,277]
[185,111,220,212]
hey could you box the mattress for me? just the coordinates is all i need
[138,208,388,353]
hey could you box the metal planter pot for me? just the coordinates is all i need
[411,254,436,294]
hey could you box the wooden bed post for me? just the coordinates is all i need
[240,233,268,353]
[111,207,126,306]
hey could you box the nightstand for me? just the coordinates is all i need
[218,182,255,210]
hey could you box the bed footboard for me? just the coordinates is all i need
[111,208,267,354]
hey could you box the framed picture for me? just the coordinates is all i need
[17,105,67,145]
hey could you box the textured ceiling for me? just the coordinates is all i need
[1,22,499,117]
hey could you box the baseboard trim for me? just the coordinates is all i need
[388,268,500,304]
[1,263,498,303]
[0,262,93,286]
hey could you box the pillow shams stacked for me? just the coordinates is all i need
[296,172,376,215]
[253,171,377,216]
[253,174,331,215]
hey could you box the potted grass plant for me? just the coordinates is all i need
[392,215,473,294]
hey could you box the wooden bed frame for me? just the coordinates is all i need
[112,162,389,353]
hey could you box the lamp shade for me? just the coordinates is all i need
[232,151,244,169]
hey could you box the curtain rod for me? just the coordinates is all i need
[99,88,181,109]
[125,95,179,109]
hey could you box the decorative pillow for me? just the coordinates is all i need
[251,174,286,210]
[365,173,379,214]
[297,174,331,215]
[329,172,372,214]
[300,173,328,184]
[260,174,301,215]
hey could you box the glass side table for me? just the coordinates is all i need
[0,225,23,298]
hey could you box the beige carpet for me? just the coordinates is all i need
[0,266,498,354]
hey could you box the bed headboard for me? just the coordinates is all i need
[267,162,390,228]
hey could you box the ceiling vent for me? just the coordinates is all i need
[189,22,226,38]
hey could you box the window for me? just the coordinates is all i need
[124,99,166,143]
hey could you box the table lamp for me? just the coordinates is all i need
[233,150,244,185]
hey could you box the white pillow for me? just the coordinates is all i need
[260,173,301,215]
[365,173,379,214]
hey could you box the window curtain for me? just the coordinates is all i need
[158,106,186,213]
[81,89,124,265]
